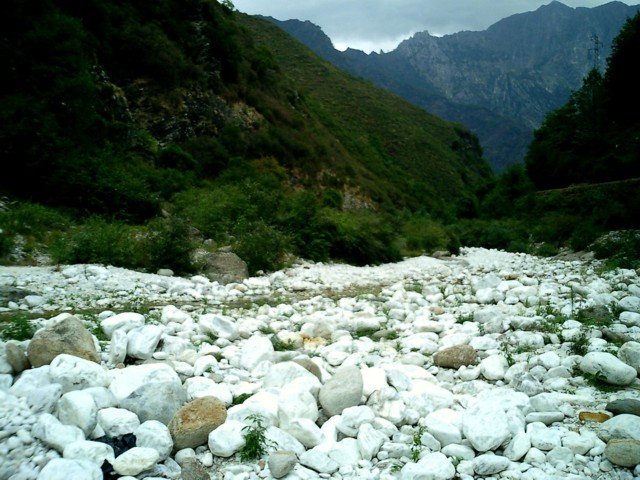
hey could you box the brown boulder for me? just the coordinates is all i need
[27,315,99,367]
[434,345,478,369]
[168,396,227,450]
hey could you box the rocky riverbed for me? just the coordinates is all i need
[1,247,640,480]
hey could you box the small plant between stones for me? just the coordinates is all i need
[239,414,277,462]
[411,426,426,462]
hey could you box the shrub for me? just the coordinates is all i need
[592,230,640,269]
[402,216,449,254]
[231,218,290,275]
[50,217,140,268]
[326,210,402,266]
[0,230,12,258]
[143,216,196,274]
[451,219,530,251]
[535,242,560,257]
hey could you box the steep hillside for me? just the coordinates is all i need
[269,1,640,171]
[1,0,490,218]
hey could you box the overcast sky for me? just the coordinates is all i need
[232,0,637,53]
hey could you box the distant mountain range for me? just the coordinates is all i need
[266,1,640,172]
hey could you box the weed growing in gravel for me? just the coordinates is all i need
[232,393,253,405]
[240,414,277,461]
[271,336,297,351]
[259,324,275,335]
[0,313,36,341]
[568,330,591,356]
[456,312,475,324]
[411,426,426,462]
[353,326,379,339]
[583,370,622,393]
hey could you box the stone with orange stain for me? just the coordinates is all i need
[168,396,227,450]
[578,411,612,423]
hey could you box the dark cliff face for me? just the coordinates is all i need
[269,1,640,171]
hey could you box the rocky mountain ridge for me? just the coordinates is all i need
[268,1,640,171]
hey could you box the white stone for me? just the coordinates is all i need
[240,335,274,371]
[134,420,173,460]
[618,341,640,374]
[63,440,115,465]
[407,451,455,479]
[286,418,325,448]
[109,328,128,365]
[562,431,595,455]
[527,422,562,451]
[400,380,454,417]
[462,401,511,452]
[580,351,637,386]
[57,390,98,436]
[192,355,219,376]
[198,314,239,340]
[278,382,319,430]
[161,305,191,324]
[328,437,361,466]
[49,354,109,393]
[299,448,339,474]
[598,414,640,442]
[337,405,376,437]
[262,361,322,397]
[208,420,245,457]
[184,377,232,405]
[357,423,387,460]
[619,295,640,313]
[126,325,163,360]
[32,413,85,453]
[100,312,145,339]
[440,443,475,460]
[473,453,511,475]
[504,431,531,461]
[546,446,574,468]
[361,367,388,397]
[480,354,509,380]
[619,311,640,327]
[265,426,306,457]
[97,407,141,437]
[37,458,102,480]
[108,363,182,402]
[112,447,160,476]
[424,410,462,447]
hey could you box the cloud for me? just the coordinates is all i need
[232,0,636,53]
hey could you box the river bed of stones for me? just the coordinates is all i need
[1,247,640,480]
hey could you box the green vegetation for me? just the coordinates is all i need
[0,0,637,272]
[239,414,277,461]
[0,313,37,341]
[454,12,640,260]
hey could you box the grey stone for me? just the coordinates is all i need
[618,341,640,374]
[605,439,640,467]
[180,458,210,480]
[0,286,37,307]
[120,381,187,425]
[434,345,478,369]
[27,315,99,367]
[268,450,298,479]
[606,398,640,417]
[203,251,248,285]
[4,341,30,374]
[319,365,363,417]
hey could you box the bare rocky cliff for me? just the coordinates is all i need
[269,1,640,171]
